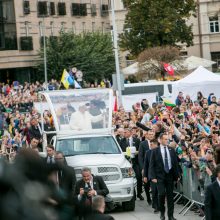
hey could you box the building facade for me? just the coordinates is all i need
[0,0,111,83]
[186,0,220,71]
[109,0,220,71]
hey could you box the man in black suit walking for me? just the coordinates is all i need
[149,133,179,220]
[74,167,109,219]
[143,139,159,213]
[120,128,142,199]
[138,130,155,204]
[205,164,220,220]
[54,151,76,203]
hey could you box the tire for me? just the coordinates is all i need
[122,189,136,211]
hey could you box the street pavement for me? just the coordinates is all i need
[111,199,202,220]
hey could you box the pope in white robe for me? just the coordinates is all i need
[69,104,103,130]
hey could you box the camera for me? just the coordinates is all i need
[84,186,91,196]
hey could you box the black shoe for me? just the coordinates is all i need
[154,209,159,214]
[160,213,165,220]
[168,217,177,220]
[137,194,144,200]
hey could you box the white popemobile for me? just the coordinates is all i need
[39,88,136,211]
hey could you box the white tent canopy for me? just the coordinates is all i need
[172,66,220,101]
[183,56,216,70]
[122,62,139,75]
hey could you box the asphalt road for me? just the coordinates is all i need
[111,199,203,220]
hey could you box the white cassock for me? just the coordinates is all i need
[69,111,103,130]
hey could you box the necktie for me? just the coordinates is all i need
[164,147,169,173]
[49,156,53,164]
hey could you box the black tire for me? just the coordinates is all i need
[122,190,136,211]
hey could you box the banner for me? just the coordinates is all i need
[122,93,157,112]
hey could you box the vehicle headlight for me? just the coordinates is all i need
[121,167,135,178]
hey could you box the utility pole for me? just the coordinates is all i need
[110,0,122,106]
[43,16,48,90]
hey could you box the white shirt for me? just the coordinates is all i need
[217,177,220,187]
[160,145,172,170]
[128,137,133,147]
[69,111,102,130]
[147,139,151,150]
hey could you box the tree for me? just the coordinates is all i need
[137,46,181,80]
[37,32,115,83]
[120,0,196,56]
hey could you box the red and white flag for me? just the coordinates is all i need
[113,96,118,112]
[163,63,174,76]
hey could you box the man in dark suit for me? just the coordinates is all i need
[138,130,155,204]
[29,117,43,151]
[205,164,220,220]
[85,195,114,220]
[143,139,159,213]
[45,145,56,164]
[115,128,124,146]
[149,133,179,220]
[74,167,109,219]
[55,151,76,203]
[120,128,142,199]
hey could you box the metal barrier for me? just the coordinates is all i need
[175,164,206,217]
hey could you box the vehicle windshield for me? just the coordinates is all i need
[56,136,121,156]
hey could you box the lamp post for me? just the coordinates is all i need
[43,16,48,90]
[110,0,122,106]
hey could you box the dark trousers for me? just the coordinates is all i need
[150,181,159,210]
[144,181,151,202]
[157,174,174,217]
[133,163,142,195]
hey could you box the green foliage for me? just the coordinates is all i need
[37,32,115,82]
[120,0,196,56]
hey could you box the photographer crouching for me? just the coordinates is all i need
[74,167,110,220]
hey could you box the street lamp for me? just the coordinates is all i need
[110,0,122,106]
[43,17,48,90]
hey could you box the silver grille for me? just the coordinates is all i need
[98,167,118,173]
[74,166,121,182]
[102,174,120,181]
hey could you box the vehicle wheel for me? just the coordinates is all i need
[122,189,136,211]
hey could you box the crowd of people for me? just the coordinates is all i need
[114,91,220,219]
[0,79,220,219]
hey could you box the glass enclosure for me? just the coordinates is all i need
[42,89,113,133]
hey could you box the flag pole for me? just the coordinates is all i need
[43,16,48,91]
[110,0,122,106]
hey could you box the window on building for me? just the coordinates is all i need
[37,1,48,17]
[92,22,95,32]
[25,21,29,36]
[0,0,17,50]
[101,4,108,16]
[82,22,86,32]
[50,2,55,15]
[39,21,43,37]
[211,52,220,72]
[23,0,30,14]
[91,4,96,16]
[58,2,66,16]
[50,21,54,36]
[209,16,219,33]
[72,22,76,33]
[101,22,105,33]
[71,3,87,16]
[61,22,65,32]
